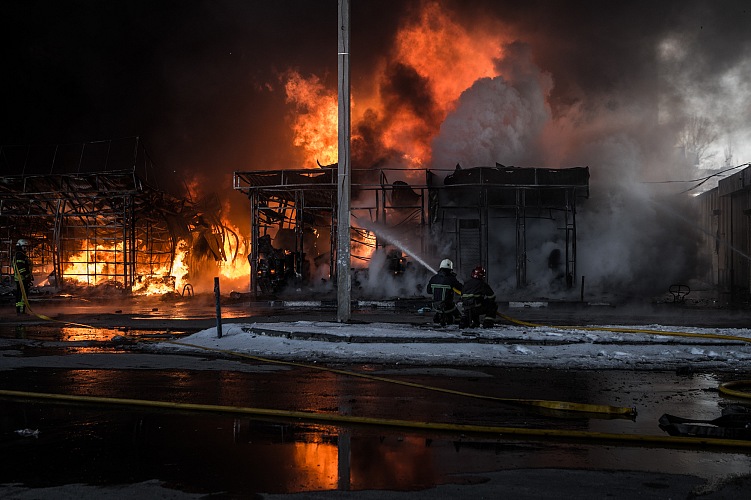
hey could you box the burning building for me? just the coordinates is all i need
[0,138,249,297]
[234,162,589,298]
[233,166,431,297]
[1,136,590,302]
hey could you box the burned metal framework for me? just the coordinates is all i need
[234,164,589,295]
[0,138,210,293]
[233,167,431,295]
[0,170,180,290]
[429,164,590,287]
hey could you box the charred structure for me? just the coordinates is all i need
[0,138,240,296]
[431,164,590,288]
[233,167,431,296]
[234,164,589,297]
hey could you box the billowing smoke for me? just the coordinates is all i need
[432,42,553,169]
[425,18,742,298]
[270,1,750,301]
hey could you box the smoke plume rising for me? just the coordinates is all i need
[296,0,751,299]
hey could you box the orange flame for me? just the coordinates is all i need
[62,214,252,295]
[217,219,251,282]
[130,240,190,296]
[284,72,340,167]
[63,242,125,286]
[282,1,508,169]
[393,2,504,116]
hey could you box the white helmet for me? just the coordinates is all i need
[440,258,453,270]
[16,239,30,248]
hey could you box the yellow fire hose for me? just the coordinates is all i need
[167,340,637,416]
[719,380,751,400]
[497,312,751,402]
[1,388,750,450]
[15,270,95,329]
[12,274,751,415]
[13,274,637,417]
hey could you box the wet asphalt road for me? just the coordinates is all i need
[1,357,750,498]
[1,296,751,498]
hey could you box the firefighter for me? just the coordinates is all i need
[12,239,33,314]
[460,266,498,328]
[426,259,463,326]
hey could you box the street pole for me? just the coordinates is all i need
[337,0,351,322]
[214,277,223,338]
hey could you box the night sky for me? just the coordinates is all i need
[2,1,400,178]
[2,1,750,188]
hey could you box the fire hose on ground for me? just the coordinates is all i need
[14,270,95,329]
[2,388,751,451]
[166,340,636,416]
[10,278,751,434]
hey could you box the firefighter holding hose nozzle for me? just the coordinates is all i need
[426,259,463,326]
[12,239,33,315]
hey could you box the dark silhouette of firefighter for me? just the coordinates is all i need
[386,249,407,276]
[426,259,463,326]
[12,239,33,314]
[460,266,497,328]
[548,248,573,288]
[255,234,304,294]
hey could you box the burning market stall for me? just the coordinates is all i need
[233,167,431,296]
[0,138,240,297]
[235,164,589,297]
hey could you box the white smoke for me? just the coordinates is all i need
[657,30,751,172]
[357,247,430,299]
[429,41,710,300]
[432,43,553,169]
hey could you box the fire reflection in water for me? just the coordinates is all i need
[59,327,117,342]
[292,440,340,490]
[232,419,437,492]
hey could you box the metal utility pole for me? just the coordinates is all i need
[336,0,351,322]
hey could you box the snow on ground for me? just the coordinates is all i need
[149,321,751,370]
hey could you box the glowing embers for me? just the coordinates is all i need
[132,275,178,296]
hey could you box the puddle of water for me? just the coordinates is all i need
[1,402,749,496]
[0,363,749,495]
[0,324,188,342]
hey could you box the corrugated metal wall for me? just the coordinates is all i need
[699,166,751,302]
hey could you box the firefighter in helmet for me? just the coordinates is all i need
[426,258,463,326]
[460,265,497,328]
[12,239,33,314]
